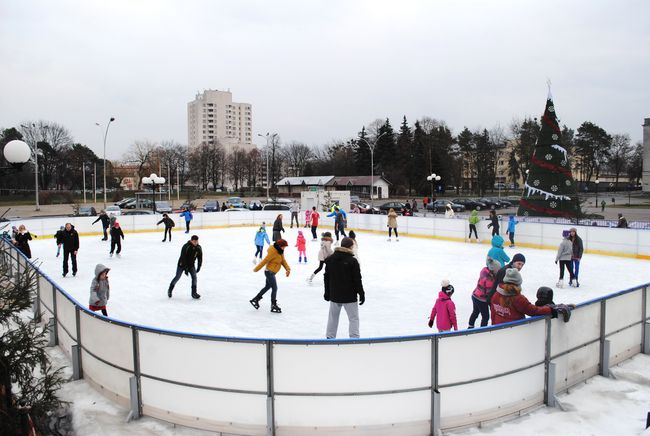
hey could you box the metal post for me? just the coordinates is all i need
[370,145,374,209]
[129,328,142,419]
[176,166,180,202]
[266,340,275,436]
[75,306,82,378]
[430,336,440,436]
[544,317,556,406]
[71,345,82,380]
[82,162,87,204]
[102,118,115,209]
[50,285,58,346]
[599,300,610,377]
[93,162,97,204]
[47,318,57,347]
[33,137,40,211]
[32,272,41,322]
[642,286,649,355]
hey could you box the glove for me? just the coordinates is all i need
[428,319,434,328]
[549,307,558,319]
[285,270,291,277]
[359,294,365,305]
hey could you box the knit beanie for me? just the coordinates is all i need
[340,237,354,249]
[503,268,522,285]
[512,253,526,264]
[441,279,454,296]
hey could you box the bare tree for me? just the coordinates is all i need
[228,148,248,191]
[418,117,447,135]
[19,121,74,189]
[124,140,157,186]
[207,142,225,190]
[245,148,262,191]
[188,143,210,191]
[283,141,314,176]
[607,134,631,185]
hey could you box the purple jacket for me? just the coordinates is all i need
[429,291,458,331]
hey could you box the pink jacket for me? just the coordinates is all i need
[472,267,495,302]
[430,291,458,331]
[305,210,312,221]
[295,234,306,251]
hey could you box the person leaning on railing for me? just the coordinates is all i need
[490,269,554,325]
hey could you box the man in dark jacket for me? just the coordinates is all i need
[487,253,526,303]
[157,213,175,242]
[168,235,203,299]
[92,210,110,240]
[617,213,628,228]
[61,223,80,277]
[323,237,364,339]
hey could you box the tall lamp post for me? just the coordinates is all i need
[426,173,441,213]
[595,179,600,209]
[19,124,40,211]
[258,132,277,201]
[357,131,388,210]
[2,140,32,172]
[96,117,115,209]
[142,173,166,214]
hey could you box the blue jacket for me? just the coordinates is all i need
[487,235,510,267]
[180,210,193,222]
[507,217,518,234]
[254,228,270,247]
[327,209,347,219]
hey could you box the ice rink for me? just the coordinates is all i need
[28,225,650,339]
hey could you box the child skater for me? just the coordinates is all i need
[308,231,333,284]
[505,215,518,248]
[89,264,110,316]
[253,222,270,264]
[428,280,458,332]
[296,230,307,263]
[109,221,124,257]
[304,208,312,229]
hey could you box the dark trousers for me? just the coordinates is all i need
[163,227,172,241]
[491,226,499,236]
[335,226,347,241]
[63,249,77,275]
[185,221,191,233]
[255,245,264,258]
[102,226,108,240]
[311,225,318,240]
[313,261,325,275]
[169,265,197,293]
[468,295,489,327]
[469,224,478,239]
[508,232,515,245]
[291,212,299,227]
[559,260,575,281]
[256,270,278,302]
[389,228,398,238]
[110,239,122,254]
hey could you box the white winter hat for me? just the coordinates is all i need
[441,279,450,288]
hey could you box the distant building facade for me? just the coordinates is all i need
[643,118,650,193]
[276,175,391,199]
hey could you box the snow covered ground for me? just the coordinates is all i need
[29,225,650,339]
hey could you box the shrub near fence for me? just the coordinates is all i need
[1,214,649,435]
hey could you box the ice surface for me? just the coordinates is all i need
[29,226,650,339]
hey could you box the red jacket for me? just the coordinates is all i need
[311,211,320,227]
[472,267,494,302]
[490,286,552,325]
[429,291,458,331]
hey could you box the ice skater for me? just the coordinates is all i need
[157,213,175,242]
[327,206,347,242]
[290,201,300,228]
[167,235,203,299]
[387,208,399,241]
[304,208,312,229]
[569,227,583,287]
[89,264,110,316]
[534,286,575,322]
[468,209,480,242]
[54,225,65,257]
[487,210,500,236]
[250,239,290,313]
[505,215,518,247]
[309,207,320,240]
[348,230,359,259]
[295,230,307,263]
[308,232,333,284]
[486,235,510,272]
[468,266,495,328]
[92,210,110,241]
[13,224,34,259]
[555,230,575,288]
[61,223,79,277]
[254,223,270,264]
[109,221,124,257]
[428,280,458,332]
[490,269,553,325]
[180,207,193,233]
[272,214,285,242]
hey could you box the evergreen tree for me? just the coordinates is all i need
[517,95,579,218]
[412,121,428,194]
[354,126,371,175]
[473,129,497,196]
[456,127,475,193]
[396,116,414,194]
[374,119,396,180]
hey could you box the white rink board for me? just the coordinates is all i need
[274,390,430,428]
[273,340,430,393]
[81,349,131,402]
[608,327,642,366]
[55,292,77,342]
[605,290,642,335]
[138,332,267,391]
[79,311,134,372]
[550,304,600,357]
[39,275,54,315]
[552,342,600,392]
[438,321,545,385]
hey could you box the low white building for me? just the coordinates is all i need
[326,176,391,199]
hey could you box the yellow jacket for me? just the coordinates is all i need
[254,245,290,274]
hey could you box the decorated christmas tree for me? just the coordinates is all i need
[517,91,578,218]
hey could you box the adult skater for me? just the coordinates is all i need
[89,264,110,316]
[308,231,334,284]
[324,237,364,339]
[92,210,110,241]
[310,207,320,240]
[61,223,80,277]
[272,214,285,242]
[249,239,290,313]
[179,207,193,233]
[487,253,526,303]
[487,210,500,236]
[486,235,510,272]
[327,206,347,242]
[617,213,628,228]
[387,208,399,241]
[569,227,583,287]
[348,230,359,259]
[468,265,495,328]
[253,223,271,264]
[54,225,65,257]
[505,215,518,247]
[445,203,455,218]
[490,269,553,325]
[290,201,300,228]
[13,224,34,259]
[157,213,175,242]
[167,235,203,299]
[109,221,124,257]
[555,230,575,288]
[468,209,480,242]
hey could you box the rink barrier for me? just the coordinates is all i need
[2,229,650,434]
[13,210,650,260]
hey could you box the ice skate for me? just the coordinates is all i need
[270,301,282,313]
[252,258,257,265]
[117,253,121,258]
[109,253,113,257]
[575,280,580,288]
[396,238,399,242]
[191,292,201,299]
[167,288,173,298]
[568,279,574,287]
[162,239,166,242]
[387,237,392,242]
[304,257,307,263]
[249,296,261,309]
[556,279,564,288]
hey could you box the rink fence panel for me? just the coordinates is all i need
[2,218,650,434]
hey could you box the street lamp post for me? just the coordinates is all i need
[258,132,277,202]
[357,131,388,210]
[96,117,115,209]
[595,179,600,209]
[19,124,39,210]
[142,173,166,214]
[2,140,32,172]
[426,173,441,213]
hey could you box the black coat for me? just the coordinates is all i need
[177,241,203,271]
[14,232,32,259]
[157,217,175,228]
[571,235,583,259]
[62,226,80,251]
[54,229,65,245]
[488,214,499,230]
[93,213,110,228]
[324,247,364,304]
[110,226,124,241]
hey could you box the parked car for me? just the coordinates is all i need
[77,206,97,216]
[121,209,154,215]
[154,201,172,213]
[452,198,487,211]
[350,195,361,203]
[426,200,465,213]
[115,197,135,208]
[122,198,154,209]
[262,203,291,211]
[478,198,502,210]
[203,200,219,212]
[105,205,122,216]
[225,197,246,208]
[248,200,263,211]
[378,201,413,216]
[224,207,248,212]
[351,202,380,214]
[179,201,197,211]
[481,197,512,208]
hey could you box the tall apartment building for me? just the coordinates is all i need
[187,89,253,154]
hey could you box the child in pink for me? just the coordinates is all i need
[304,209,312,228]
[295,230,307,263]
[428,280,458,332]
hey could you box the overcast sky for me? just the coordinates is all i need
[1,0,648,159]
